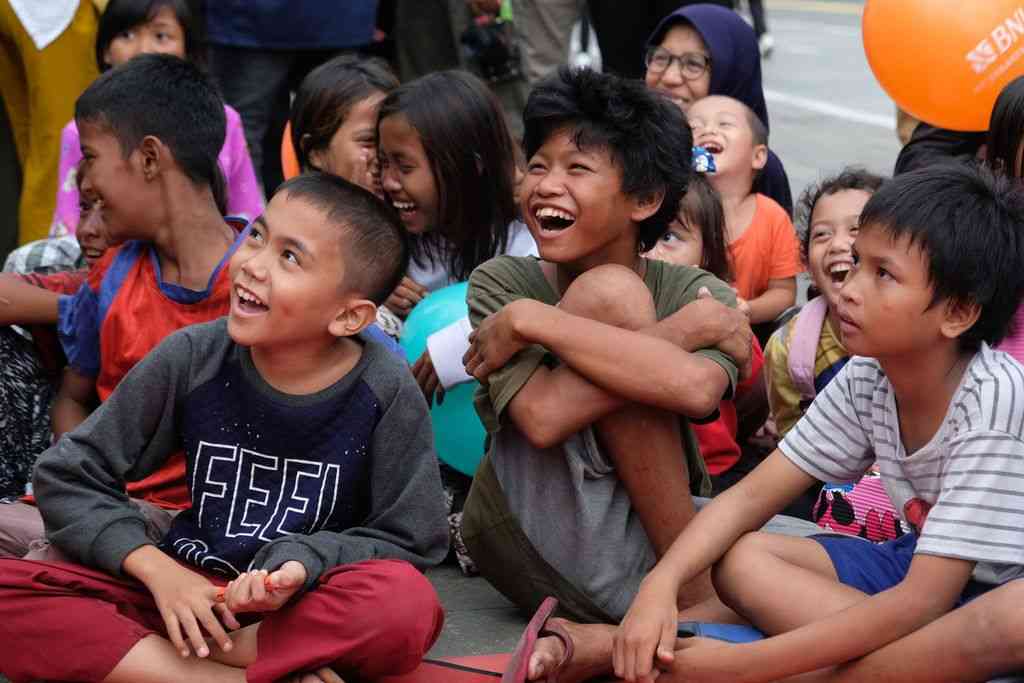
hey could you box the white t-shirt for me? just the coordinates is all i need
[780,343,1024,585]
[407,220,537,293]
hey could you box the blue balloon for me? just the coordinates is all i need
[400,282,487,476]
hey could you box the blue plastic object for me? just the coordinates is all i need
[677,621,765,643]
[400,282,487,476]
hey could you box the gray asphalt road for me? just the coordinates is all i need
[756,0,900,203]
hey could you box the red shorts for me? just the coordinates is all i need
[0,557,443,683]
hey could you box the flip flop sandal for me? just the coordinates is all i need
[676,621,765,644]
[503,597,575,683]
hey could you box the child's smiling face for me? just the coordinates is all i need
[520,127,658,272]
[77,122,153,246]
[645,216,704,268]
[687,96,766,181]
[308,92,387,198]
[378,113,439,235]
[227,191,354,350]
[807,189,872,315]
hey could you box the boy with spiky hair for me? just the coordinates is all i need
[460,66,757,637]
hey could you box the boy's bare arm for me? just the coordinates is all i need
[745,276,797,325]
[466,297,744,416]
[673,555,974,683]
[0,274,60,326]
[615,451,815,678]
[51,367,97,438]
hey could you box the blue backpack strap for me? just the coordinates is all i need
[787,295,828,401]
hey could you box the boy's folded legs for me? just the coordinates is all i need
[0,557,442,683]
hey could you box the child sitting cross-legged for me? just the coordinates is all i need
[687,95,801,332]
[611,164,1024,683]
[459,67,755,631]
[0,173,448,683]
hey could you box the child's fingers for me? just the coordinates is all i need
[175,606,210,657]
[197,603,233,653]
[161,609,190,658]
[214,602,241,631]
[697,286,713,299]
[656,620,677,665]
[251,570,269,602]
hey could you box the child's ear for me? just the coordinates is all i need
[940,298,981,341]
[301,134,322,169]
[327,298,378,338]
[752,144,768,171]
[630,188,666,223]
[138,135,165,181]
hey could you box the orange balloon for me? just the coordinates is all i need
[864,0,1024,131]
[281,121,300,180]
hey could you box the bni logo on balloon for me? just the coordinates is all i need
[965,7,1024,75]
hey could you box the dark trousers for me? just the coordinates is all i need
[207,45,344,193]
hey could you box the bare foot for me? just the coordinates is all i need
[528,619,617,683]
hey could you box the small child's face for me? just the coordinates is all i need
[837,225,941,358]
[227,192,352,349]
[644,216,704,268]
[378,113,440,235]
[520,127,646,269]
[103,6,186,68]
[78,122,150,246]
[76,188,109,267]
[688,96,766,180]
[806,189,872,315]
[308,92,387,198]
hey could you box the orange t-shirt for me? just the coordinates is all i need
[729,194,802,301]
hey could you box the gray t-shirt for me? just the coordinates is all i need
[34,318,449,589]
[780,344,1024,585]
[467,255,739,618]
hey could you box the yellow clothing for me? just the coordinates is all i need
[764,310,848,437]
[0,0,98,244]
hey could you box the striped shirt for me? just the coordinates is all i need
[780,343,1024,585]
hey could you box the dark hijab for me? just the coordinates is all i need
[648,3,793,215]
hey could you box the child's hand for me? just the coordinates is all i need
[412,350,446,405]
[733,289,752,319]
[386,277,427,318]
[692,287,753,378]
[462,300,533,382]
[219,561,307,614]
[143,561,239,658]
[614,573,681,682]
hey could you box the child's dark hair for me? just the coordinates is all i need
[796,167,885,261]
[859,164,1024,349]
[378,70,517,281]
[524,67,692,251]
[95,0,202,72]
[276,173,408,305]
[76,53,225,194]
[291,55,399,173]
[987,75,1024,178]
[680,174,732,281]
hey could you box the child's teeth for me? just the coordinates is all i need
[535,207,574,221]
[394,201,415,211]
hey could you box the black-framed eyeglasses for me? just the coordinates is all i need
[644,46,711,80]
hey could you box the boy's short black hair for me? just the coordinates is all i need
[796,167,885,260]
[741,100,768,148]
[859,164,1024,350]
[523,67,692,251]
[275,173,408,306]
[76,53,225,193]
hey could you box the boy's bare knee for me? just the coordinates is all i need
[972,582,1024,662]
[712,531,774,604]
[560,264,654,329]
